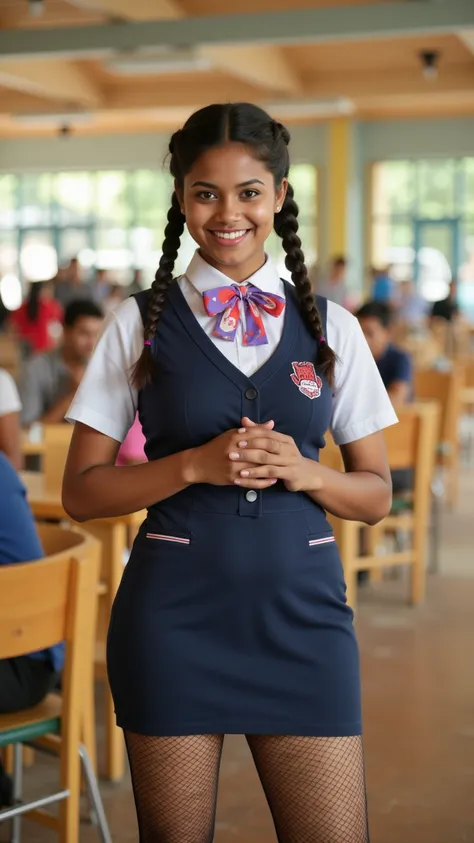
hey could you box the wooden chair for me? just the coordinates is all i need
[43,424,73,494]
[414,368,463,508]
[320,403,439,609]
[0,335,21,380]
[0,525,111,843]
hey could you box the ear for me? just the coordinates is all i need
[275,178,288,213]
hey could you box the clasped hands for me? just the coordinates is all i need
[186,416,323,494]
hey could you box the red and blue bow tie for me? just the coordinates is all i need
[202,283,285,347]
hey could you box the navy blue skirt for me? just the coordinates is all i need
[107,507,361,737]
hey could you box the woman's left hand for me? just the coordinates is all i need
[229,417,323,493]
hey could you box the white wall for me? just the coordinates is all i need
[359,116,474,162]
[0,123,328,173]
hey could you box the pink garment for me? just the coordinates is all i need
[116,415,146,466]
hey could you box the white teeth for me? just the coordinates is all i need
[213,230,248,240]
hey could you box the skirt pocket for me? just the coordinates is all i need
[145,532,191,545]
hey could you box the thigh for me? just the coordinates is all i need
[246,734,369,843]
[0,657,57,715]
[125,732,224,843]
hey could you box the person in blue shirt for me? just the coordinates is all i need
[0,453,64,808]
[356,301,413,407]
[371,266,394,305]
[356,301,414,501]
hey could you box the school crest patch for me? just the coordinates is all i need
[290,362,322,400]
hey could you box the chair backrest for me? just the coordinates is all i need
[0,525,100,748]
[43,424,73,494]
[0,336,21,380]
[414,369,462,463]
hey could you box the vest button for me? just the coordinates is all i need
[245,388,258,400]
[245,490,258,503]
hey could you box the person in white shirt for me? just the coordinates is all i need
[0,368,21,469]
[63,102,396,843]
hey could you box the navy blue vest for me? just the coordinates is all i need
[134,281,331,524]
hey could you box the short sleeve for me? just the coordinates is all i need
[0,369,21,417]
[327,305,398,446]
[66,297,143,442]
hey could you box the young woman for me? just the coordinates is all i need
[63,103,397,843]
[10,280,63,356]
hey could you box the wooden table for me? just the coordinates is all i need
[21,471,145,782]
[21,433,45,458]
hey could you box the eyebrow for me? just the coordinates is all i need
[190,179,265,189]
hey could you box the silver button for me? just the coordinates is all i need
[245,490,258,503]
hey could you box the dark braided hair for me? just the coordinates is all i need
[133,102,336,387]
[132,191,185,386]
[274,183,337,386]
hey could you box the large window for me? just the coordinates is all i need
[371,158,474,312]
[0,166,318,293]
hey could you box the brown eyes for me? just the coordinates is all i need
[194,189,261,201]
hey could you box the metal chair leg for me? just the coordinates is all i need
[78,745,112,843]
[11,744,22,843]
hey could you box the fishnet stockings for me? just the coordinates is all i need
[125,732,369,843]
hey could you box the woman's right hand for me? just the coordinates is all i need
[184,421,277,488]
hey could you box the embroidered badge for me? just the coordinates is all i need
[290,362,322,400]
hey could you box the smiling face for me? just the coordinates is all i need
[178,142,287,283]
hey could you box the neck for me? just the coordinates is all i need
[198,249,266,284]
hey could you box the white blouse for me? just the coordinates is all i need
[67,251,397,446]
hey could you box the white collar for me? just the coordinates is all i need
[184,250,283,296]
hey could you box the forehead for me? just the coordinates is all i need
[185,142,273,186]
[359,315,384,332]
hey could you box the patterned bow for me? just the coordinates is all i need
[202,283,285,346]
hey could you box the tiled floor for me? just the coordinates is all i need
[2,467,474,842]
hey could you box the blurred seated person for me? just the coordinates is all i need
[396,280,428,330]
[356,301,413,408]
[371,265,395,304]
[357,301,413,495]
[103,284,126,314]
[91,267,113,306]
[0,368,21,469]
[116,414,146,467]
[127,268,145,298]
[10,280,63,356]
[53,258,93,309]
[430,278,459,323]
[0,453,64,808]
[317,255,347,307]
[20,300,103,428]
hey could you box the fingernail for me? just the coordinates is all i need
[271,479,277,484]
[238,440,247,448]
[240,470,250,477]
[229,452,239,460]
[234,479,241,485]
[238,428,246,434]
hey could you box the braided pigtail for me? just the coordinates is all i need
[274,183,337,387]
[132,192,185,388]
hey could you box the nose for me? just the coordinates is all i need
[214,193,241,225]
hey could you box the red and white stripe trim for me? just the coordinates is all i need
[146,533,190,545]
[308,536,335,547]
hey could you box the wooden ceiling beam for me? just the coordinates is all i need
[0,60,102,107]
[458,29,474,54]
[3,2,474,58]
[302,67,474,99]
[67,0,180,20]
[68,0,301,95]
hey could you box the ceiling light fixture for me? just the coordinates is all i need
[420,50,440,81]
[28,0,45,18]
[13,111,93,126]
[106,48,211,76]
[267,98,355,119]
